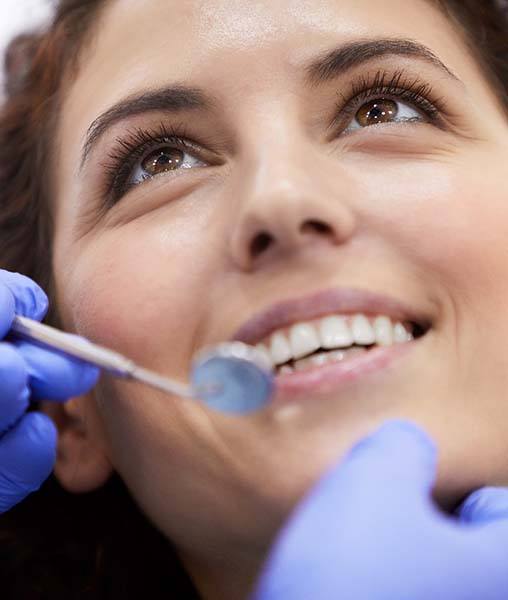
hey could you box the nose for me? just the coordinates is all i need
[229,142,357,271]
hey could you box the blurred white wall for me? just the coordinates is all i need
[0,0,53,97]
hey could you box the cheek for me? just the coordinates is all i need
[53,219,216,375]
[362,150,508,326]
[357,151,508,436]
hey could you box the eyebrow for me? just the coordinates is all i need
[80,38,461,171]
[304,37,461,87]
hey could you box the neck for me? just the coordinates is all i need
[179,541,270,600]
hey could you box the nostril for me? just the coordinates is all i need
[300,219,333,236]
[250,231,273,258]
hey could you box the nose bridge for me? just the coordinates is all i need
[248,127,314,212]
[229,114,357,270]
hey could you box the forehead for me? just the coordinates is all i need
[55,0,482,187]
[70,0,460,105]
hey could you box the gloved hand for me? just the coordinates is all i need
[252,420,508,600]
[0,269,99,513]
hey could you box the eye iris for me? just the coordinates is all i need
[142,147,184,175]
[356,98,398,127]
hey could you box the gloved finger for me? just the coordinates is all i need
[15,339,100,401]
[0,281,16,338]
[294,419,438,526]
[326,419,436,502]
[456,487,508,524]
[0,411,57,513]
[0,342,30,434]
[252,421,439,600]
[0,270,48,325]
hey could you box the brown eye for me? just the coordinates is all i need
[355,98,398,127]
[141,147,184,175]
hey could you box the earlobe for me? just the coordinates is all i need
[43,396,113,493]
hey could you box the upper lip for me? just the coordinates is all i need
[231,287,433,346]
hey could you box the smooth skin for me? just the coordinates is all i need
[38,0,508,597]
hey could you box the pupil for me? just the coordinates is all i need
[356,98,397,127]
[143,148,183,175]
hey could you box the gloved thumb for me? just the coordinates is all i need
[456,486,508,524]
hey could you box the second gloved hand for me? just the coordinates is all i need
[252,420,508,600]
[0,270,99,513]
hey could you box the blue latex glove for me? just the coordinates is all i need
[0,270,99,513]
[252,420,508,600]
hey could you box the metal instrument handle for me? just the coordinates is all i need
[11,315,136,376]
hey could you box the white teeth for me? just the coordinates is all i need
[373,315,393,346]
[288,346,368,374]
[270,332,292,365]
[393,321,413,343]
[288,322,321,360]
[294,358,311,372]
[319,316,354,349]
[309,352,330,367]
[293,351,329,372]
[351,314,376,345]
[255,343,274,368]
[329,349,346,361]
[264,313,418,366]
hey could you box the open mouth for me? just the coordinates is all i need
[230,287,434,400]
[263,317,429,402]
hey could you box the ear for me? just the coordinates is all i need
[42,395,113,493]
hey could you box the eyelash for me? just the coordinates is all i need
[331,68,447,132]
[100,68,448,204]
[100,122,198,204]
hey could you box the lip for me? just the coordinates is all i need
[231,287,433,347]
[272,336,417,403]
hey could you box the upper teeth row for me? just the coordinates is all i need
[256,314,414,367]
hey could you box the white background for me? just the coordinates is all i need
[0,0,53,97]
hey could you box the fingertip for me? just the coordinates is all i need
[16,340,100,401]
[34,358,100,401]
[25,284,49,322]
[336,419,438,500]
[22,411,58,449]
[66,359,101,397]
[349,419,437,462]
[0,270,49,321]
[457,487,508,524]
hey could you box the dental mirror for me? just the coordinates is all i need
[10,315,275,414]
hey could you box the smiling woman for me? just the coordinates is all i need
[1,0,508,599]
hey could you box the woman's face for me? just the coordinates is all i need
[51,0,508,591]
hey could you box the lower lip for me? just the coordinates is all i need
[271,339,417,403]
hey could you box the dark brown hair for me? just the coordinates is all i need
[0,0,507,597]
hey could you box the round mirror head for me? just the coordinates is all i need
[190,342,274,414]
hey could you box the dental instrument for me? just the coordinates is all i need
[10,315,275,414]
